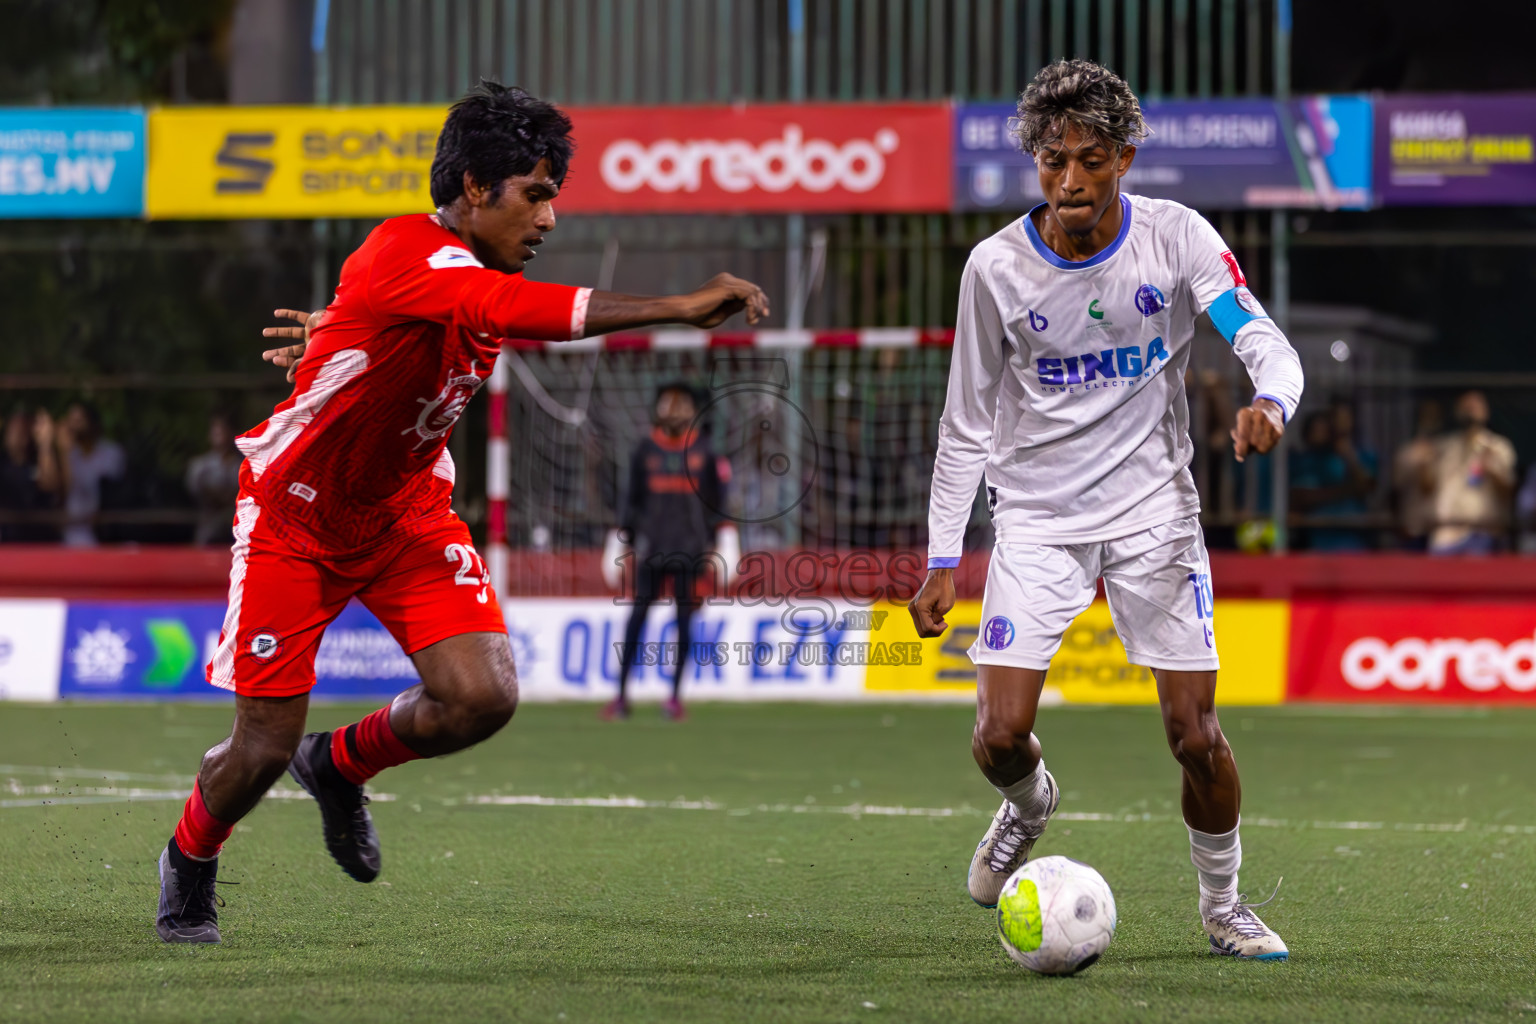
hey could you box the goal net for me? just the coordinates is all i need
[489,330,962,596]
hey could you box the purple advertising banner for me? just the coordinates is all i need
[1375,94,1536,206]
[954,96,1372,212]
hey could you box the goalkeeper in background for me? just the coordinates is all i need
[603,381,737,721]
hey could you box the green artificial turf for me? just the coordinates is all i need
[2,701,1535,1023]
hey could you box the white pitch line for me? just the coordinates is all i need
[461,796,1536,835]
[0,781,396,810]
[3,766,1533,836]
[0,764,197,784]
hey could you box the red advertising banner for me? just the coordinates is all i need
[555,103,952,213]
[1288,601,1536,703]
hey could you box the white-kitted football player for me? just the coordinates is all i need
[909,58,1302,960]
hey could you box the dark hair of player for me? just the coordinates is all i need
[429,80,576,208]
[1011,58,1149,155]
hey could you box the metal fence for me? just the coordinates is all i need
[9,362,1536,553]
[322,0,1281,105]
[303,0,1286,329]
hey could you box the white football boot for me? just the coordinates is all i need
[1204,891,1289,960]
[966,770,1059,908]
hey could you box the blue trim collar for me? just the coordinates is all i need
[1023,195,1133,270]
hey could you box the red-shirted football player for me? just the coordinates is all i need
[155,82,770,943]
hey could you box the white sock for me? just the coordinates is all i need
[1187,820,1241,918]
[995,761,1051,821]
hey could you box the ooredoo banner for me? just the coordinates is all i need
[145,102,951,218]
[1375,94,1536,206]
[556,104,951,213]
[1288,601,1536,703]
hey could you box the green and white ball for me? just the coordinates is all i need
[997,855,1117,975]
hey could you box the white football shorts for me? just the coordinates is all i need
[969,515,1219,672]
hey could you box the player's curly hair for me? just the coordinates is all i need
[1011,59,1149,155]
[430,80,575,207]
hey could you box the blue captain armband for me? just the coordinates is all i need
[928,557,961,570]
[1207,285,1269,344]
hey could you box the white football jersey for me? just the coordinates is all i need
[927,193,1304,564]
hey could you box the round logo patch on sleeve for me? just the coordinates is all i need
[1234,286,1266,316]
[984,616,1016,651]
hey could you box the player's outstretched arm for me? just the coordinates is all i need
[260,308,323,383]
[908,568,957,638]
[582,273,770,336]
[1231,397,1285,463]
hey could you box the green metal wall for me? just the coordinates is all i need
[325,0,1279,104]
[320,0,1284,329]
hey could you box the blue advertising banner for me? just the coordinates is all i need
[0,109,145,218]
[954,96,1372,212]
[59,601,419,700]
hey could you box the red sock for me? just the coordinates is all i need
[329,706,420,785]
[173,780,235,861]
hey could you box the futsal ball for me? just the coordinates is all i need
[996,856,1117,975]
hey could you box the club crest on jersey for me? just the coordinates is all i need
[246,629,283,662]
[1027,309,1049,332]
[406,361,485,448]
[1135,284,1166,317]
[983,616,1016,651]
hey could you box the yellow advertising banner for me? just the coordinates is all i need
[146,106,444,219]
[864,599,1289,706]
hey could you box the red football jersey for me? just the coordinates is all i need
[236,214,590,559]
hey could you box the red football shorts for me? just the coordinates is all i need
[206,496,505,698]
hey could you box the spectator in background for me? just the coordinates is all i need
[0,406,62,541]
[184,413,243,546]
[1392,399,1444,551]
[1515,463,1536,554]
[56,401,126,547]
[1427,390,1516,555]
[1289,399,1377,550]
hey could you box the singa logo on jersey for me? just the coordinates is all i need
[406,361,485,447]
[1036,338,1170,391]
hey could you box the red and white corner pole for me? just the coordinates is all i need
[486,346,510,595]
